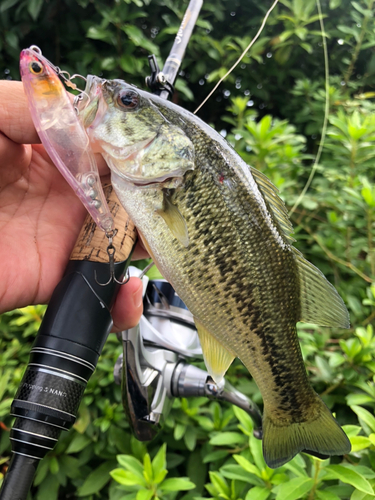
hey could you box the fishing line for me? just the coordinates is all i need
[289,0,329,216]
[194,0,279,115]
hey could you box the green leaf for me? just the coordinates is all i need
[209,432,247,446]
[234,454,262,478]
[323,465,374,495]
[49,456,59,475]
[143,453,153,483]
[174,423,185,440]
[259,115,272,140]
[123,25,158,53]
[27,0,43,20]
[350,435,372,452]
[73,404,91,433]
[329,0,342,8]
[361,187,375,207]
[65,433,91,454]
[86,26,112,42]
[351,489,375,500]
[34,457,50,486]
[110,469,146,487]
[184,426,197,451]
[351,1,373,17]
[220,465,263,486]
[300,42,313,54]
[295,28,308,40]
[117,455,144,478]
[316,490,341,500]
[136,489,153,500]
[250,433,267,472]
[152,444,167,484]
[59,456,81,480]
[77,460,116,496]
[203,450,229,463]
[174,79,194,101]
[246,486,271,500]
[275,477,314,500]
[233,406,254,436]
[342,425,362,437]
[0,0,19,13]
[208,471,230,497]
[283,457,308,478]
[351,405,375,434]
[35,473,60,500]
[159,477,196,491]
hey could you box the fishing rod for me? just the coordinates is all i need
[0,1,203,498]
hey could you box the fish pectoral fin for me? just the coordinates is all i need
[194,318,235,384]
[293,248,350,329]
[262,395,351,469]
[156,191,189,247]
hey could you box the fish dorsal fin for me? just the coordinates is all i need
[250,167,295,244]
[156,191,189,247]
[293,248,350,328]
[194,318,235,384]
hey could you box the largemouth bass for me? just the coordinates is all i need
[78,76,351,468]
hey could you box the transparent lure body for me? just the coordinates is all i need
[20,47,114,232]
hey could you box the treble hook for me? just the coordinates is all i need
[28,46,90,107]
[95,230,129,286]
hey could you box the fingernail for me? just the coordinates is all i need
[132,281,143,309]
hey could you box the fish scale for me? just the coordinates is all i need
[79,76,351,468]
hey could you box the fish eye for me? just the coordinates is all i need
[29,61,43,75]
[117,90,139,110]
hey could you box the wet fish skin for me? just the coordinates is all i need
[79,76,351,468]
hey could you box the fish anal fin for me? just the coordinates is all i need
[156,191,189,247]
[293,248,350,329]
[263,395,351,469]
[194,318,235,384]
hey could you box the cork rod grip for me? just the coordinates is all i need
[70,184,137,263]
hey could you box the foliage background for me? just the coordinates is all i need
[1,0,375,498]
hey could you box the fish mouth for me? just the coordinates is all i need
[108,154,185,189]
[128,175,184,189]
[104,136,189,188]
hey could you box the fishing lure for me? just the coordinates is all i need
[20,46,114,233]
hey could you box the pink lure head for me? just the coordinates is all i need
[20,47,114,232]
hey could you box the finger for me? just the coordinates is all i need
[0,81,40,144]
[96,153,110,176]
[132,238,150,260]
[111,277,143,332]
[0,132,32,186]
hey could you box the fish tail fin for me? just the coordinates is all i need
[262,395,351,469]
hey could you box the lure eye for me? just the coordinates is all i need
[29,61,43,75]
[117,90,139,110]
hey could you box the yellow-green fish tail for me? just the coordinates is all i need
[262,395,351,468]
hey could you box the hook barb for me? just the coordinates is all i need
[94,230,130,286]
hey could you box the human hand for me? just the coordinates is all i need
[0,80,148,330]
